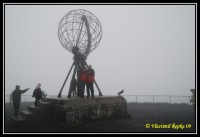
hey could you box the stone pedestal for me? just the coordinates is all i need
[45,96,128,126]
[7,96,128,129]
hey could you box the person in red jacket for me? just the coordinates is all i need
[77,66,87,98]
[86,65,95,98]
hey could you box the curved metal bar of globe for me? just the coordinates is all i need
[81,15,91,57]
[75,21,84,47]
[58,60,75,98]
[83,60,103,96]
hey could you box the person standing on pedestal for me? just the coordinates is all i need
[78,66,87,98]
[86,65,95,98]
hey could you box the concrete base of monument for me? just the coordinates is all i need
[6,95,129,129]
[45,95,128,127]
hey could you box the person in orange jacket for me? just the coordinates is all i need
[77,66,87,98]
[86,65,95,98]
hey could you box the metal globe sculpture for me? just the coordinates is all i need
[57,9,103,98]
[58,9,102,56]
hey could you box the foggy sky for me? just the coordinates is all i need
[4,4,196,96]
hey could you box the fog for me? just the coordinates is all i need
[4,4,196,97]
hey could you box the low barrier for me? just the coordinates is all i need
[5,95,192,104]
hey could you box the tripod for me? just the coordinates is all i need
[57,52,103,98]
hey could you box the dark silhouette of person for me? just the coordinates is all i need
[67,78,78,98]
[86,65,95,98]
[32,83,43,107]
[190,89,195,110]
[12,85,30,117]
[77,65,82,97]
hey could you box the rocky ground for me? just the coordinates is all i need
[4,102,196,133]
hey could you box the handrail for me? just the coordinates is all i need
[4,94,192,104]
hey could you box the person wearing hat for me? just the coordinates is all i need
[12,85,30,117]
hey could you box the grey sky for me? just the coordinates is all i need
[4,4,196,96]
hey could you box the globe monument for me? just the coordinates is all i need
[7,9,128,129]
[57,9,103,98]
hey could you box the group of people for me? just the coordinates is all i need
[10,83,45,117]
[10,64,95,117]
[68,64,95,99]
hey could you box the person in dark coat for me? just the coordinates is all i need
[12,85,30,117]
[32,83,43,107]
[76,66,82,97]
[79,67,87,98]
[67,78,78,98]
[86,65,95,98]
[190,89,195,110]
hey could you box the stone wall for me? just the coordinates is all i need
[45,96,128,126]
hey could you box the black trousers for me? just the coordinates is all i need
[34,98,40,107]
[77,80,85,97]
[13,100,20,116]
[68,86,77,98]
[86,83,94,97]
